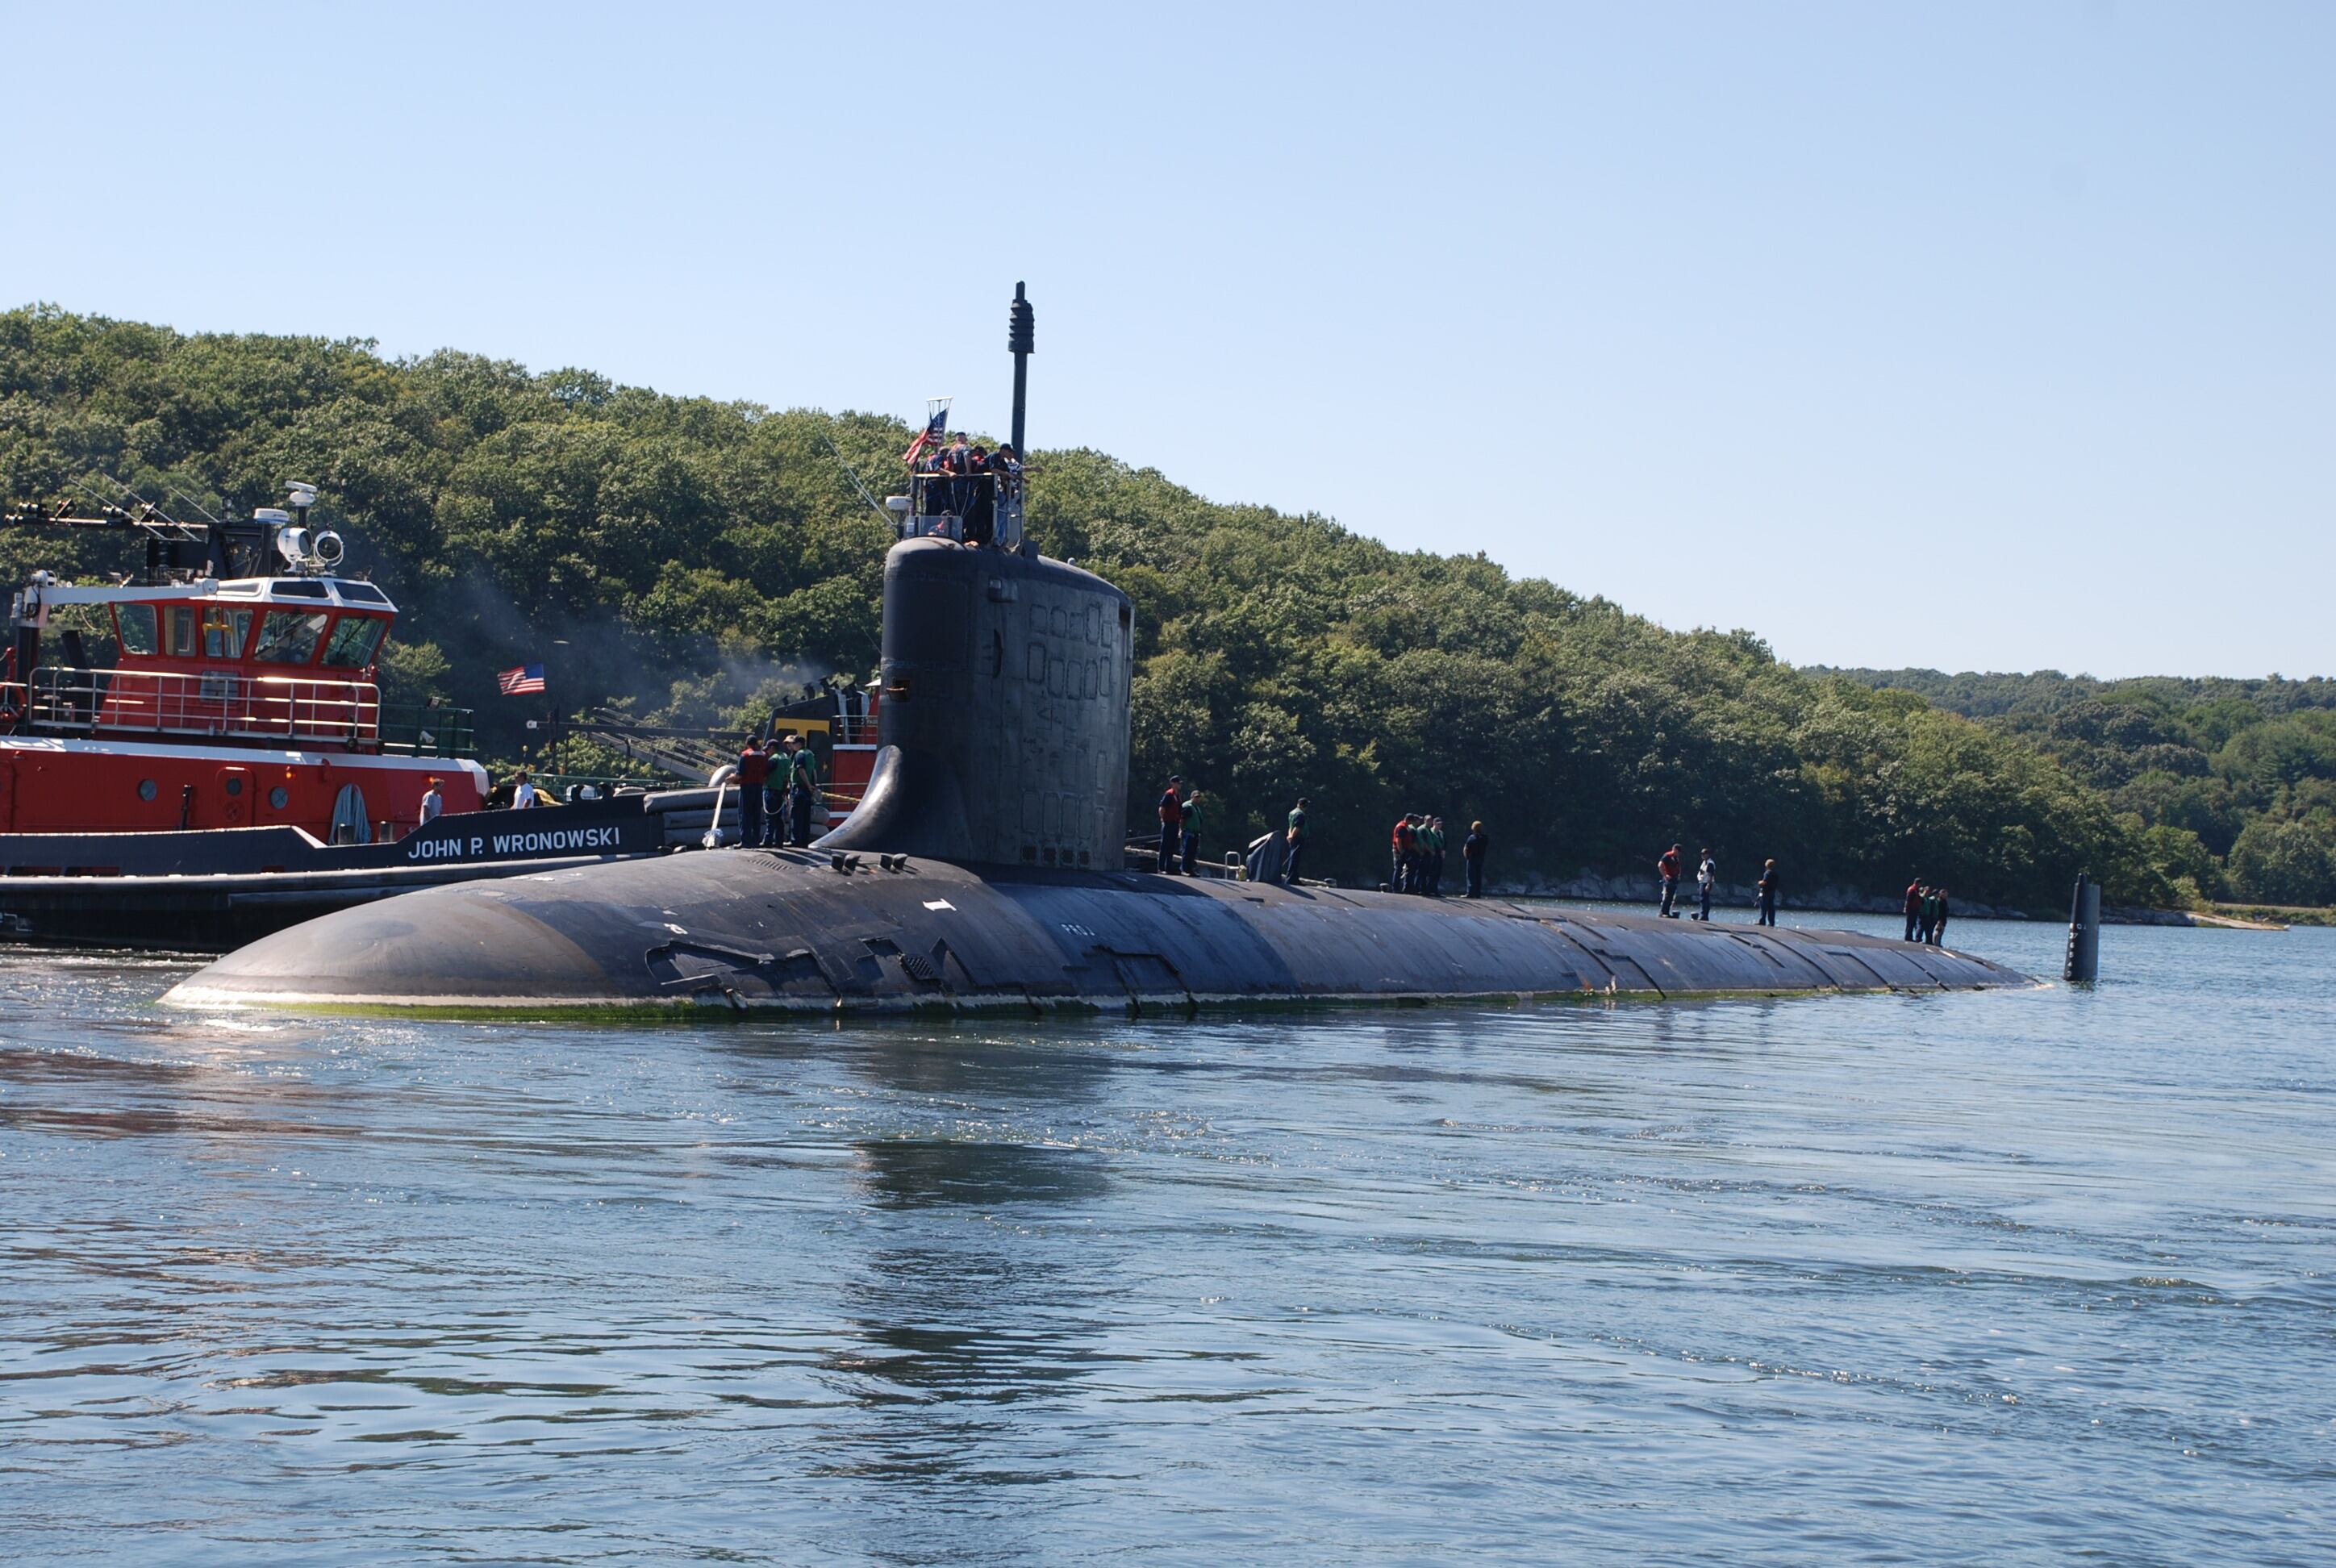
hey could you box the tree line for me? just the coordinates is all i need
[1820,668,2336,907]
[3,304,2271,911]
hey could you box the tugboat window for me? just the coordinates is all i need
[269,786,290,811]
[252,610,330,665]
[115,603,157,657]
[165,606,199,657]
[202,606,253,659]
[137,778,158,801]
[224,775,245,797]
[319,616,384,669]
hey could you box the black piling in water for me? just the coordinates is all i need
[2063,871,2101,982]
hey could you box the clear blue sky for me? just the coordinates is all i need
[6,2,2328,678]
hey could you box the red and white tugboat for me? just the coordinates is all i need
[2,483,486,844]
[0,486,686,945]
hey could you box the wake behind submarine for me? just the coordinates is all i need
[165,289,2029,1015]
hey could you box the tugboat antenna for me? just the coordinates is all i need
[48,478,179,546]
[1007,281,1033,457]
[86,475,180,530]
[169,489,223,526]
[819,430,893,524]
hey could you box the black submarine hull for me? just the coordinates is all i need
[163,846,2027,1011]
[164,537,2032,1011]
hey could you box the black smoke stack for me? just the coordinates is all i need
[1008,281,1034,457]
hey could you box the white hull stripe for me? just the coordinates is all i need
[0,735,489,782]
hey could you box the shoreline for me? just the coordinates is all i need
[1495,872,2034,921]
[1483,873,2313,929]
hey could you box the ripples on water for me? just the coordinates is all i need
[1,911,2330,1565]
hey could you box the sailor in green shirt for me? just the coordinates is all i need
[1178,790,1204,875]
[786,734,821,847]
[1283,797,1309,885]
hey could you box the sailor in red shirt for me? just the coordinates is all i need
[1156,775,1184,874]
[1393,814,1420,894]
[735,738,770,847]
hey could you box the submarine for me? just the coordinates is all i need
[165,288,2029,1015]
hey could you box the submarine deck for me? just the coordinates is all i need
[164,849,2032,1013]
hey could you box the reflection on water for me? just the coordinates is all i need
[824,1041,1118,1541]
[0,914,2332,1565]
[853,1137,1112,1210]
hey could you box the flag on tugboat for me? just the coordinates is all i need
[496,664,547,696]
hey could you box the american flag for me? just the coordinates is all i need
[496,663,547,696]
[902,402,950,465]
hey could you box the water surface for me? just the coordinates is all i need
[2,910,2330,1564]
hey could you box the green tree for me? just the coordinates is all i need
[2227,818,2336,907]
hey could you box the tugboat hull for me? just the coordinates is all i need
[0,794,678,949]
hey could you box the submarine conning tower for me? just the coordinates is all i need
[817,540,1133,870]
[818,280,1135,871]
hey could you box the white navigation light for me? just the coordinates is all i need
[276,526,311,565]
[312,530,344,567]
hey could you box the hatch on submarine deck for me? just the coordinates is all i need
[164,282,2034,1014]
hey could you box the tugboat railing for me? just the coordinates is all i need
[374,703,475,758]
[27,665,385,746]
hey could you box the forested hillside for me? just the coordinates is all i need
[0,305,2222,910]
[1821,669,2336,907]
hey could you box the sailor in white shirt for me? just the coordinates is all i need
[419,778,444,823]
[511,771,540,809]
